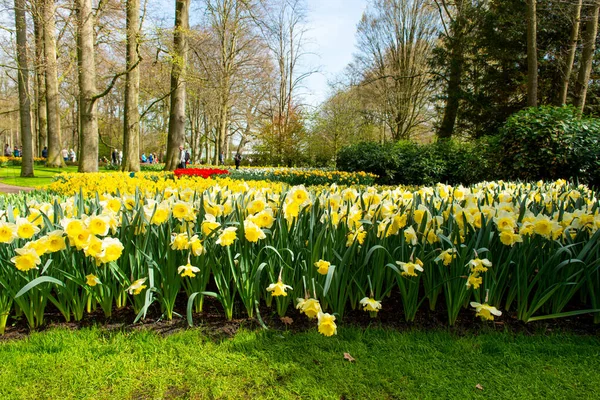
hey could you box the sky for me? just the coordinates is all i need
[302,0,368,107]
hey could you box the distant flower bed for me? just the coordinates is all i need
[227,167,378,186]
[0,156,47,166]
[174,168,229,179]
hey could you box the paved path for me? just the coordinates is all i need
[0,183,35,194]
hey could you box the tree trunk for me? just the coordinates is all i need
[34,8,47,157]
[438,23,465,138]
[76,0,98,172]
[573,1,600,111]
[558,0,583,105]
[526,0,538,107]
[122,0,141,172]
[165,0,189,171]
[15,0,34,177]
[43,0,64,167]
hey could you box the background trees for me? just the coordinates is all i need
[0,0,598,170]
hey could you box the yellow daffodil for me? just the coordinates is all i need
[314,259,331,275]
[359,297,382,312]
[397,258,424,277]
[178,263,201,278]
[10,247,41,272]
[171,233,190,251]
[317,312,337,336]
[470,302,502,321]
[216,227,237,246]
[0,222,17,244]
[469,258,492,273]
[86,274,101,286]
[243,220,266,243]
[466,273,482,289]
[16,217,40,239]
[266,279,292,296]
[127,278,148,295]
[98,237,124,264]
[296,298,321,318]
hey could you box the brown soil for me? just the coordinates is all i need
[2,289,598,341]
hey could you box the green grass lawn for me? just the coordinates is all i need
[0,327,598,399]
[0,165,79,188]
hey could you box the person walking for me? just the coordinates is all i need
[4,144,11,156]
[69,149,76,162]
[62,148,69,162]
[41,146,48,158]
[234,153,242,170]
[219,151,225,165]
[118,150,123,165]
[179,146,186,169]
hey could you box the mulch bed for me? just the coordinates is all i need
[2,289,598,341]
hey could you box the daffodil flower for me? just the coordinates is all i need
[266,279,292,296]
[127,278,148,295]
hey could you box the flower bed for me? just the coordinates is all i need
[174,168,229,179]
[0,179,599,336]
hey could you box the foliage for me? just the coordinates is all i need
[499,106,600,186]
[336,142,400,184]
[1,178,600,335]
[336,140,494,185]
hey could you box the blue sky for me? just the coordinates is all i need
[302,0,368,106]
[148,0,368,106]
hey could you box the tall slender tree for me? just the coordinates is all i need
[33,3,47,156]
[165,0,190,171]
[42,0,64,167]
[76,0,98,172]
[14,0,34,177]
[558,0,582,105]
[526,0,538,107]
[573,0,600,111]
[122,0,141,172]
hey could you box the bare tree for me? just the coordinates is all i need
[258,0,315,164]
[122,0,141,172]
[165,0,190,171]
[43,0,65,167]
[558,0,583,106]
[14,0,34,176]
[33,2,47,157]
[573,0,600,111]
[352,0,437,141]
[76,0,98,172]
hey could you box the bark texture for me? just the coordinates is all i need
[526,0,538,107]
[122,0,141,172]
[573,1,600,111]
[34,6,47,156]
[43,0,64,167]
[165,0,190,171]
[558,0,582,105]
[77,0,99,172]
[15,0,34,177]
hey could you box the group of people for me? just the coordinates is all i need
[141,153,158,164]
[178,146,192,169]
[111,149,123,165]
[62,148,76,162]
[4,144,22,157]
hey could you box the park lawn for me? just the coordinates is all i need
[0,165,80,188]
[0,327,599,399]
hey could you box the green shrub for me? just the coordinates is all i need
[499,106,600,185]
[336,141,399,184]
[337,139,496,186]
